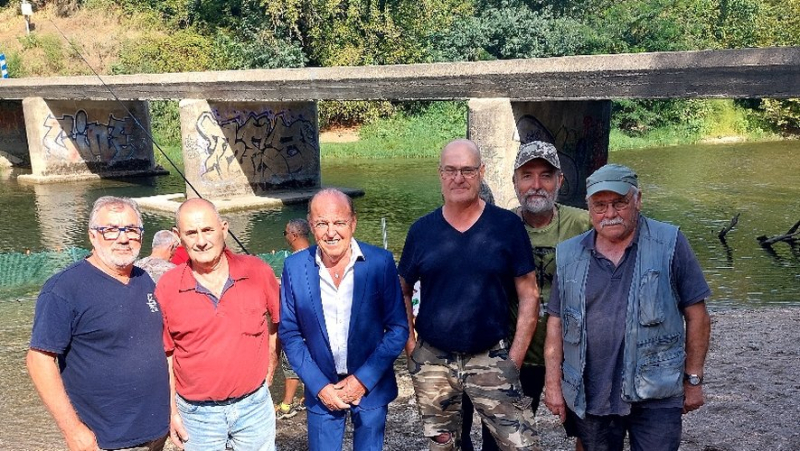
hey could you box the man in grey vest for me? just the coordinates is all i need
[543,164,711,451]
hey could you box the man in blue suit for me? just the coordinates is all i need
[279,188,409,451]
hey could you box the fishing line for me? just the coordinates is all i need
[48,19,251,255]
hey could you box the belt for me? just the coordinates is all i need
[180,383,262,406]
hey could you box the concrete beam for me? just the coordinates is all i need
[0,48,797,101]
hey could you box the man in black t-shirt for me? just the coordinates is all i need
[399,139,542,450]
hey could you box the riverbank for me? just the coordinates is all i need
[4,306,794,449]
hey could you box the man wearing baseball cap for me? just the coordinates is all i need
[543,164,711,451]
[468,141,591,451]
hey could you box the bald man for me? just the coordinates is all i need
[399,139,541,450]
[155,199,281,451]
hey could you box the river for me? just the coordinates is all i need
[0,140,798,448]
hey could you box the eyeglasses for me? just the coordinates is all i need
[589,194,633,214]
[439,165,481,179]
[312,220,351,231]
[91,226,144,241]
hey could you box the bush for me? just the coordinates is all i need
[112,30,214,74]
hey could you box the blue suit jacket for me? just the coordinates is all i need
[278,241,409,414]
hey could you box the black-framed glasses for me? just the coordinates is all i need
[91,226,144,241]
[589,193,633,214]
[439,165,481,179]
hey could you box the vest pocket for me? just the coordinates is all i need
[638,270,665,326]
[561,362,583,410]
[562,308,582,344]
[634,343,685,400]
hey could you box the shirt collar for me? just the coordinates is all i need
[314,238,364,268]
[178,248,246,292]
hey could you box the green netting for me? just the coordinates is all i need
[0,247,91,297]
[0,248,291,297]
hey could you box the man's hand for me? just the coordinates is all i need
[318,383,351,411]
[543,381,567,423]
[169,412,189,450]
[683,384,705,413]
[334,375,367,405]
[64,423,97,451]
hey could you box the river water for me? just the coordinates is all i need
[0,140,798,448]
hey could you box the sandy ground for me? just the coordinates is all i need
[4,308,799,450]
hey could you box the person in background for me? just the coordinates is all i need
[136,229,179,282]
[399,139,541,450]
[276,218,312,420]
[544,164,711,451]
[27,196,170,451]
[279,189,408,450]
[157,198,280,451]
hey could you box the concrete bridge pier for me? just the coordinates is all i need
[17,98,167,183]
[177,99,325,207]
[468,98,611,210]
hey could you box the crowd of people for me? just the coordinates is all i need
[26,138,710,451]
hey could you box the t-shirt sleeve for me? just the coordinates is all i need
[672,231,712,309]
[262,262,280,324]
[547,272,562,317]
[510,218,536,277]
[29,288,73,354]
[397,223,419,284]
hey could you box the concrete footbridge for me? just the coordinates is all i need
[0,47,798,211]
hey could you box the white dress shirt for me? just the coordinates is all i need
[316,239,363,375]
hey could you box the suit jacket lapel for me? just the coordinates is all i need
[348,250,368,340]
[305,247,331,348]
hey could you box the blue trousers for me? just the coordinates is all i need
[307,404,388,451]
[567,406,683,451]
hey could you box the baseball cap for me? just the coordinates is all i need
[586,164,639,196]
[513,141,560,171]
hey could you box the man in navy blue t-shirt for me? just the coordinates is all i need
[27,196,169,450]
[398,139,542,450]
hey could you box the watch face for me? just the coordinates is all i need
[688,375,702,385]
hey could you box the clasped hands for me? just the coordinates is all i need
[317,375,366,411]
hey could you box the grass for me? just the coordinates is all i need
[320,102,467,159]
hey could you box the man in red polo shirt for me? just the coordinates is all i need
[155,198,280,451]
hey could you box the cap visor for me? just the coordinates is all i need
[586,181,633,197]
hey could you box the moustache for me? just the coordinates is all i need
[600,218,624,228]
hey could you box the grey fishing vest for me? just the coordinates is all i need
[555,217,685,419]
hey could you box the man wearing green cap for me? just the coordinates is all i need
[543,163,711,451]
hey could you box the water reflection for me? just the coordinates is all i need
[0,142,798,307]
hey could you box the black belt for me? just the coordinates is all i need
[180,383,262,406]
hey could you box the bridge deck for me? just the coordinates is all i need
[0,48,798,102]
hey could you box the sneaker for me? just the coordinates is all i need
[295,397,306,411]
[276,402,299,420]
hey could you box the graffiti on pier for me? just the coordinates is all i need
[195,108,318,191]
[42,110,140,163]
[515,113,607,200]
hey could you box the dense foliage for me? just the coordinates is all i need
[4,0,799,138]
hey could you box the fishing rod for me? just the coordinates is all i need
[48,19,251,255]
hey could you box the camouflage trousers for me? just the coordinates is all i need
[407,339,541,451]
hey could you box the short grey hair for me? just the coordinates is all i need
[89,196,143,229]
[308,188,355,217]
[152,230,178,249]
[287,218,311,237]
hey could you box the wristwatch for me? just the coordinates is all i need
[684,373,704,386]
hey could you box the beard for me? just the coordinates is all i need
[520,188,557,214]
[94,243,139,269]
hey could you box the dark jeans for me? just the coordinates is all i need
[462,365,545,451]
[567,406,683,451]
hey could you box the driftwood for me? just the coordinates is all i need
[757,220,800,246]
[718,213,740,240]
